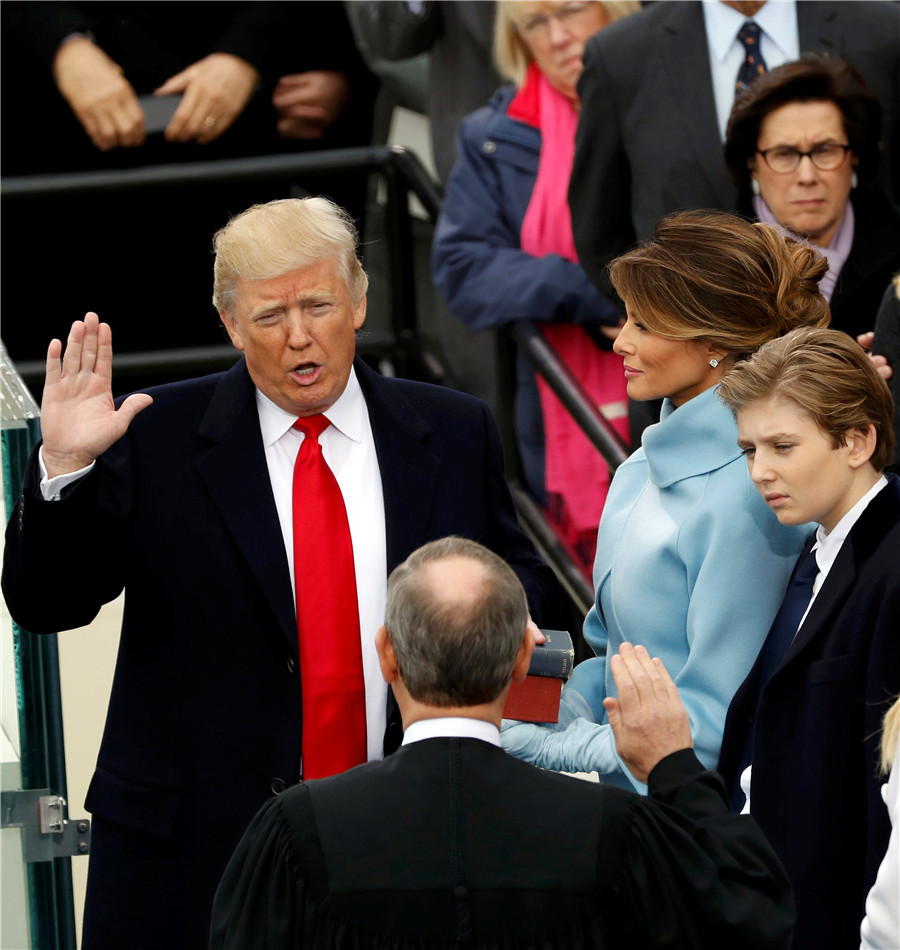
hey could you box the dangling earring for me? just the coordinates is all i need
[709,358,720,369]
[751,179,761,196]
[851,171,858,189]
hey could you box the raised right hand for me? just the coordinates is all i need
[40,313,153,478]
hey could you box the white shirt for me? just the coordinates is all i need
[702,0,799,140]
[403,717,502,748]
[740,475,889,813]
[257,366,388,764]
[40,366,389,764]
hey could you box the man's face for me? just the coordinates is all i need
[220,259,366,417]
[736,396,863,534]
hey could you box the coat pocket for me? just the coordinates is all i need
[85,765,179,838]
[804,653,859,686]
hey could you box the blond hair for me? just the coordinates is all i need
[493,1,639,86]
[609,210,830,358]
[880,697,900,774]
[212,197,368,314]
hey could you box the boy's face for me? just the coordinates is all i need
[736,396,871,534]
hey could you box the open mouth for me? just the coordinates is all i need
[290,363,321,383]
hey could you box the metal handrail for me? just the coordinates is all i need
[511,322,630,472]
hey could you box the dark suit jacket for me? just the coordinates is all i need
[1,357,561,950]
[211,738,794,949]
[570,0,900,295]
[718,475,900,950]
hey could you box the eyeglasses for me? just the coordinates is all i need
[515,2,598,38]
[756,143,852,173]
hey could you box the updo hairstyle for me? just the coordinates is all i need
[609,210,830,361]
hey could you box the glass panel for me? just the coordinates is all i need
[1,340,76,949]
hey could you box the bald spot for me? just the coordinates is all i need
[418,557,492,612]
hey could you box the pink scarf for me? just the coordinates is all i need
[515,64,629,534]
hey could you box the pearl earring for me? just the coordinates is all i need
[751,179,760,196]
[851,171,858,189]
[709,358,720,369]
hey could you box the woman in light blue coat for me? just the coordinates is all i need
[503,210,831,790]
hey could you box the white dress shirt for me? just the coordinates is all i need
[702,0,799,140]
[740,475,889,813]
[257,366,388,764]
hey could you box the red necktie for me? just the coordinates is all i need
[292,414,367,778]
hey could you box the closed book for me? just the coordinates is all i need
[525,629,575,678]
[503,629,574,724]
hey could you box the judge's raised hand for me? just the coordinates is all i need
[603,643,692,784]
[155,53,260,145]
[40,313,153,478]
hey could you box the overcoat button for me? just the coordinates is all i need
[271,778,286,794]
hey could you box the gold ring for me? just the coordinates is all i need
[204,115,217,129]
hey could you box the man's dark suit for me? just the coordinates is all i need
[1,357,560,949]
[718,475,900,950]
[211,737,794,949]
[570,0,900,295]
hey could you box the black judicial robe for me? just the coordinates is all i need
[211,740,794,949]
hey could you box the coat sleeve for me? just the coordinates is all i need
[2,444,131,634]
[569,33,635,298]
[432,109,621,330]
[605,749,795,950]
[209,789,320,950]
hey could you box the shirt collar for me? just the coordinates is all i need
[703,0,797,63]
[255,365,365,448]
[812,474,888,571]
[402,717,502,747]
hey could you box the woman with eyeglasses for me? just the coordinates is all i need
[432,1,639,576]
[724,54,900,339]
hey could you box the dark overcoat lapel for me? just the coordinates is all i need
[195,359,297,655]
[355,357,441,573]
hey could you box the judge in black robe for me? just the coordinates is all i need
[210,538,793,950]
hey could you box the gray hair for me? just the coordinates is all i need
[211,197,369,314]
[384,537,528,706]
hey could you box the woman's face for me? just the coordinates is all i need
[516,1,610,102]
[613,304,723,407]
[750,100,856,248]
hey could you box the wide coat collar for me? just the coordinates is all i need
[641,386,742,489]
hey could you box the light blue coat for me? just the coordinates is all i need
[502,386,811,791]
